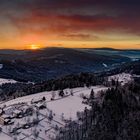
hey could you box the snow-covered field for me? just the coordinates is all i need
[0,86,107,140]
[0,78,17,85]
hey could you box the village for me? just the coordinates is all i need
[0,88,81,140]
[0,86,100,140]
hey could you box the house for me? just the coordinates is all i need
[25,107,34,116]
[35,102,46,110]
[4,119,14,125]
[0,114,14,125]
[0,108,4,115]
[31,97,46,104]
[14,107,34,118]
[13,110,22,116]
[13,110,24,118]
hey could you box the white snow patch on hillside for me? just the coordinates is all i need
[0,64,3,69]
[0,78,17,85]
[103,63,108,68]
[108,73,133,85]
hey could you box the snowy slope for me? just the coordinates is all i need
[0,86,107,140]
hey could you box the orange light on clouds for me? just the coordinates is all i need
[28,44,41,50]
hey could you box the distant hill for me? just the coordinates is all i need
[0,47,132,82]
[78,48,140,59]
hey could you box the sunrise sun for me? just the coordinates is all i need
[29,44,40,50]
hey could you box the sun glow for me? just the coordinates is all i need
[29,44,40,50]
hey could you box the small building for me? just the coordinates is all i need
[0,108,4,115]
[35,102,46,110]
[4,119,14,125]
[13,110,22,116]
[24,107,34,116]
[0,114,14,125]
[31,97,46,104]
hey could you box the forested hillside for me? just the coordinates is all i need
[0,60,140,102]
[56,78,140,140]
[0,73,103,101]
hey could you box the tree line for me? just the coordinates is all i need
[0,72,104,101]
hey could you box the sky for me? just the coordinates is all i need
[0,0,140,50]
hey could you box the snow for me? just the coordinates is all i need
[0,64,3,69]
[47,95,88,120]
[0,85,107,140]
[0,71,135,140]
[131,58,139,61]
[0,78,17,85]
[0,72,135,140]
[0,134,12,140]
[102,63,108,68]
[108,73,133,85]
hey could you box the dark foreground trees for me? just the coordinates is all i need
[56,81,140,140]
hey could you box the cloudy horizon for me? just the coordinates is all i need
[0,0,140,49]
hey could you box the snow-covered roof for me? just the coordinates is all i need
[13,110,22,114]
[35,102,46,108]
[0,114,12,119]
[31,97,43,103]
